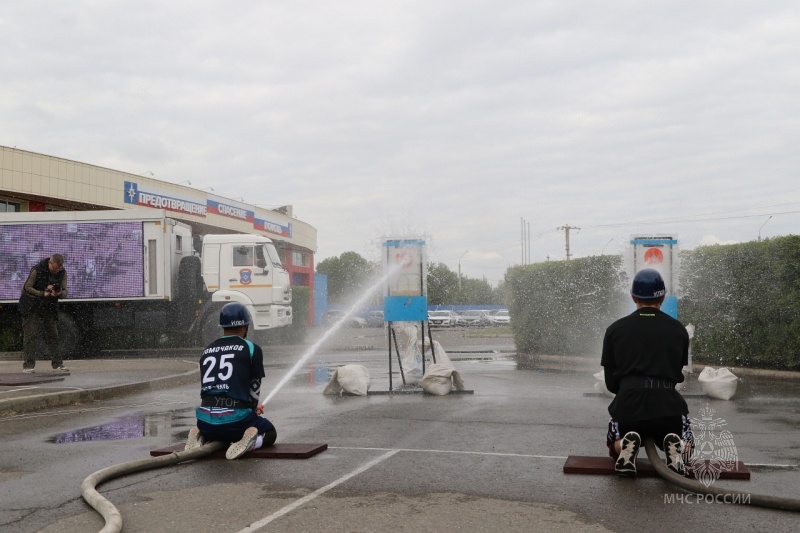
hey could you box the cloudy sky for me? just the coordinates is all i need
[2,1,798,285]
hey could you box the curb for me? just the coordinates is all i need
[0,362,199,416]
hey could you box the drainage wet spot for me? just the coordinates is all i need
[50,412,174,443]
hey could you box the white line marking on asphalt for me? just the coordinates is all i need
[330,445,568,460]
[330,447,799,469]
[234,449,399,533]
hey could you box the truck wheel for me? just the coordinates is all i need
[177,256,203,303]
[57,312,82,359]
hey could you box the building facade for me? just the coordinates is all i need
[0,145,318,322]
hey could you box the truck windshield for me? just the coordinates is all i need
[263,243,283,268]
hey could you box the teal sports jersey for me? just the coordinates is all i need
[197,334,265,425]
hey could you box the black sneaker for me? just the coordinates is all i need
[663,433,685,476]
[615,431,641,477]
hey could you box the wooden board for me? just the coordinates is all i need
[150,442,328,459]
[0,373,67,386]
[563,455,750,480]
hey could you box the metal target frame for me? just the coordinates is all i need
[381,238,435,391]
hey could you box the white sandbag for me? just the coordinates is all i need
[420,340,453,368]
[393,324,424,383]
[698,366,738,400]
[323,364,371,396]
[421,363,466,396]
[593,370,615,398]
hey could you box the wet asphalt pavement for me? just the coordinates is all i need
[0,327,799,532]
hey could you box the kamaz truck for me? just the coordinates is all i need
[0,209,292,357]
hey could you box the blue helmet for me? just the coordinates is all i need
[219,302,252,328]
[631,268,666,299]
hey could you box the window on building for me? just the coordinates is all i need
[292,251,309,267]
[0,199,21,212]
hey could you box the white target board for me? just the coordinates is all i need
[382,238,427,297]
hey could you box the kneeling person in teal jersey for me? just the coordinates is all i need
[185,302,277,459]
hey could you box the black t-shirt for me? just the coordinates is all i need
[199,335,265,407]
[601,307,689,421]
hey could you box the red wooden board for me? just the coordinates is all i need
[563,455,750,480]
[150,442,327,459]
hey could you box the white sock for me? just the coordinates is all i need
[255,435,264,450]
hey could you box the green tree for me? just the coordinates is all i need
[427,262,460,305]
[460,277,494,305]
[316,252,376,305]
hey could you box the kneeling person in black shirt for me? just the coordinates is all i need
[185,302,277,459]
[602,268,693,477]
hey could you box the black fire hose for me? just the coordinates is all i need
[643,438,800,512]
[81,441,228,533]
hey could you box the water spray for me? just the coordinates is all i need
[259,263,402,406]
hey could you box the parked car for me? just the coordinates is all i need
[455,309,490,327]
[322,310,367,328]
[489,309,510,326]
[366,310,385,327]
[428,310,456,328]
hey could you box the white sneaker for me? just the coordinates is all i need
[226,427,259,460]
[22,368,35,374]
[663,433,685,476]
[52,365,69,372]
[184,427,206,451]
[615,431,641,477]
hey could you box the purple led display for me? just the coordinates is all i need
[0,221,145,300]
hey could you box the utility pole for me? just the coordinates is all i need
[557,224,579,260]
[520,217,531,265]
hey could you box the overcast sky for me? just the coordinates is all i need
[2,1,798,285]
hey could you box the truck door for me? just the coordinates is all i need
[222,243,273,303]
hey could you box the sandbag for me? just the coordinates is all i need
[698,366,738,400]
[323,364,371,396]
[421,363,465,396]
[593,370,615,398]
[393,324,424,383]
[420,340,453,368]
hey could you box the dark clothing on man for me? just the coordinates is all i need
[195,334,276,444]
[602,307,689,422]
[19,258,67,370]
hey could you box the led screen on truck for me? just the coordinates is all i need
[0,221,145,300]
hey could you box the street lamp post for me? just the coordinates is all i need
[458,250,468,292]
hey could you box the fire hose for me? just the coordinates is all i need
[643,438,800,512]
[81,441,227,533]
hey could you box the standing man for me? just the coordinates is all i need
[19,254,68,373]
[185,302,278,459]
[602,268,692,477]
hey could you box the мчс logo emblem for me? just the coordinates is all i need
[688,405,739,488]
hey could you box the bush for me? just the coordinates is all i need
[506,255,628,356]
[680,236,800,370]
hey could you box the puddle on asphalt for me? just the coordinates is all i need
[50,412,174,443]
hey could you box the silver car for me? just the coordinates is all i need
[489,309,510,326]
[428,310,456,327]
[456,310,490,327]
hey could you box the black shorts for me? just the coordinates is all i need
[606,415,693,458]
[198,410,277,445]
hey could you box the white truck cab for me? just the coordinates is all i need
[201,234,292,331]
